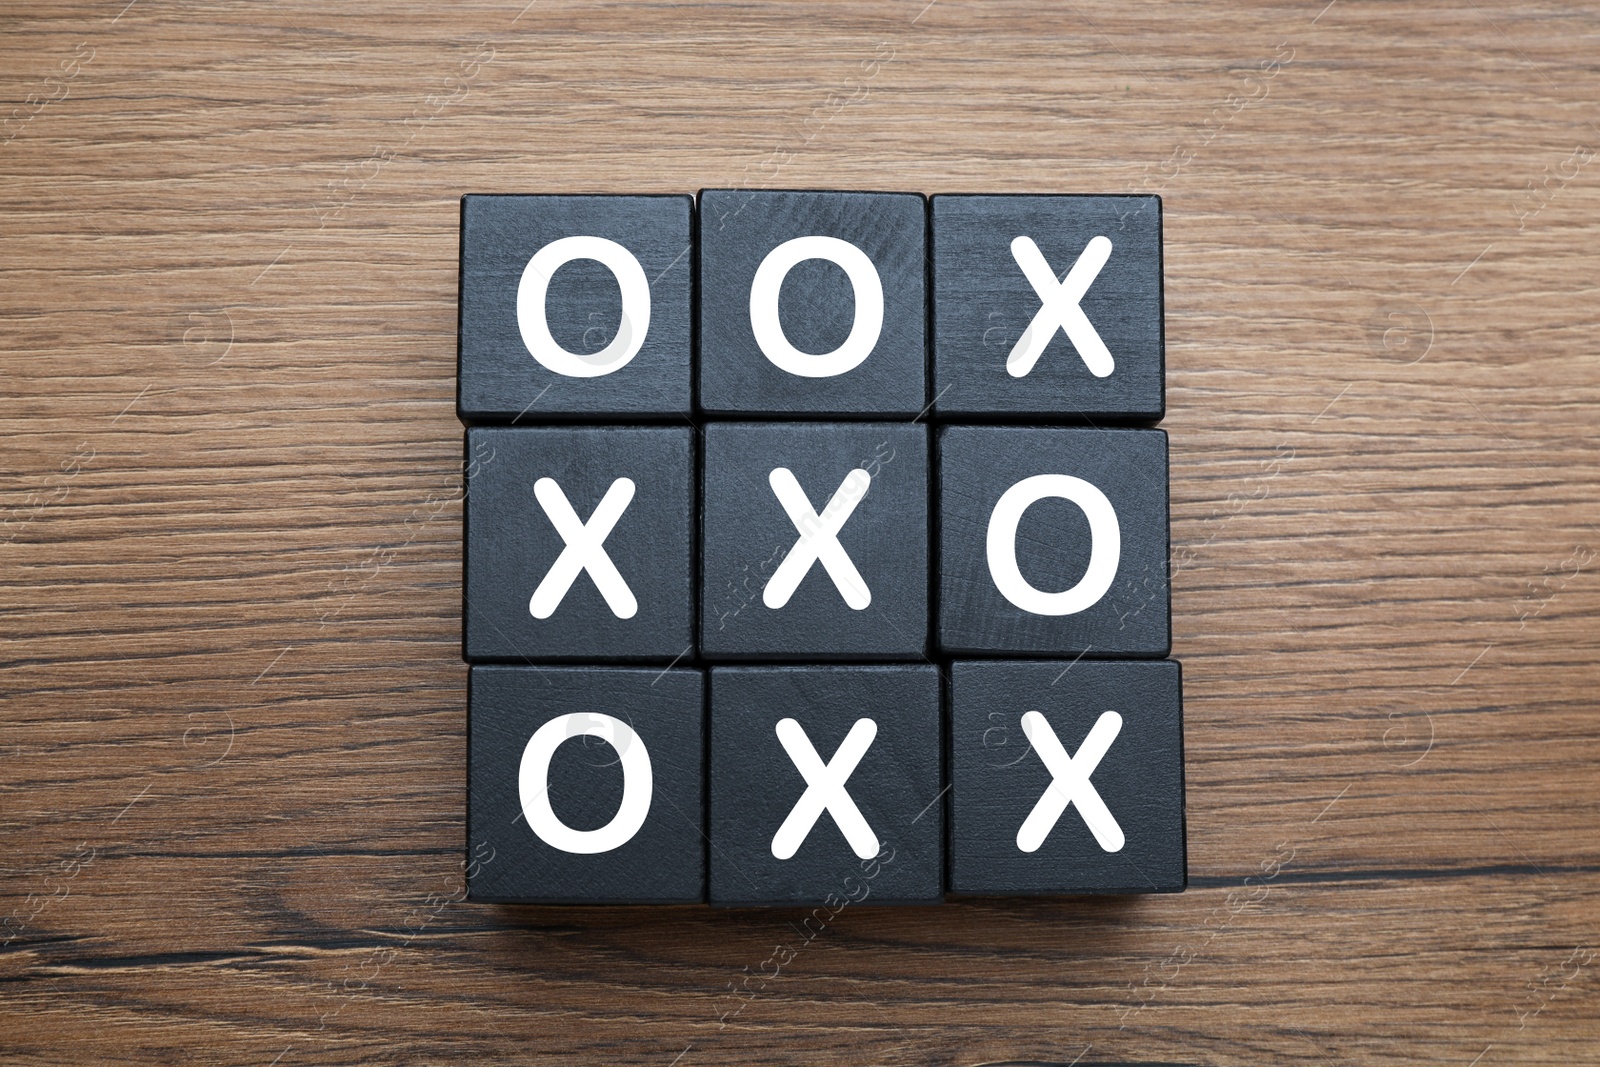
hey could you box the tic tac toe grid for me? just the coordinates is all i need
[458,190,1183,905]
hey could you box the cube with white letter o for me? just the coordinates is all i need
[458,194,693,420]
[938,425,1170,657]
[467,666,705,903]
[698,189,926,416]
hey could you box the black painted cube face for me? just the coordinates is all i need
[939,425,1170,657]
[948,659,1184,895]
[458,194,693,420]
[932,195,1163,420]
[698,190,927,416]
[708,666,943,905]
[468,667,705,903]
[463,427,694,662]
[701,423,929,661]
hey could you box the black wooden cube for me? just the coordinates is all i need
[948,659,1184,895]
[464,426,693,662]
[939,425,1169,657]
[698,190,926,416]
[701,422,929,661]
[467,666,705,903]
[459,194,692,421]
[932,194,1163,421]
[708,666,943,905]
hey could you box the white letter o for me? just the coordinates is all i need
[986,474,1121,616]
[518,713,652,854]
[749,235,883,378]
[517,236,650,378]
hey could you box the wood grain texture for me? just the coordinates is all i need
[3,1,1599,1063]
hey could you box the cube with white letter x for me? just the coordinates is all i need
[938,425,1170,657]
[708,666,943,905]
[931,194,1163,421]
[701,422,929,661]
[948,659,1184,894]
[463,426,693,661]
[458,194,693,420]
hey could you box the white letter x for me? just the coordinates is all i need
[771,717,879,860]
[1008,234,1115,379]
[1016,710,1124,853]
[528,477,638,620]
[763,467,872,610]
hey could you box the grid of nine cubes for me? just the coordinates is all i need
[459,190,1183,905]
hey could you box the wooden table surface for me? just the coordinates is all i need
[3,1,1598,1063]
